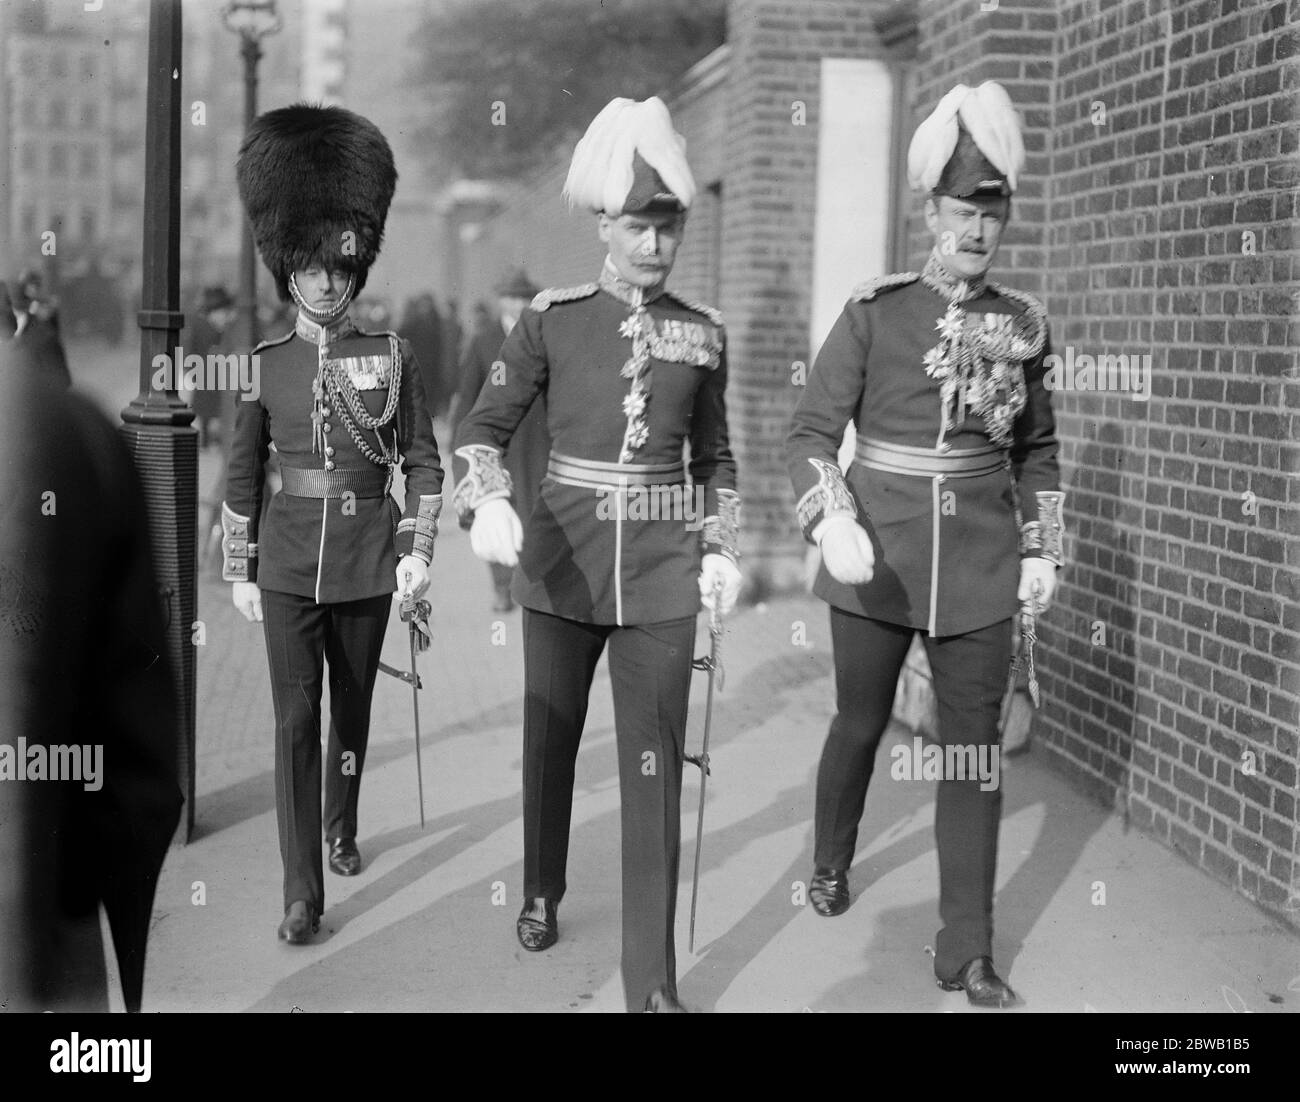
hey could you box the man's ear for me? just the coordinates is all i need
[597,212,613,244]
[923,196,939,235]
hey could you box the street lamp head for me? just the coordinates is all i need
[221,0,282,41]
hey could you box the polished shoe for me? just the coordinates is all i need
[937,956,1023,1008]
[277,901,319,945]
[328,837,361,876]
[643,986,688,1013]
[516,898,558,952]
[809,866,850,917]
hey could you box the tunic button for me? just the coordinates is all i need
[325,445,335,457]
[322,407,331,417]
[323,423,331,433]
[937,474,948,484]
[324,460,335,471]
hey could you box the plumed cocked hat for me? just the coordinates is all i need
[236,103,397,301]
[563,97,696,216]
[907,81,1025,198]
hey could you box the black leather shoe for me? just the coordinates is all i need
[937,956,1022,1008]
[643,986,688,1013]
[516,898,558,952]
[328,837,361,876]
[277,901,319,945]
[809,866,850,916]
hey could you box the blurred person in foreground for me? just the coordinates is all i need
[9,268,71,389]
[0,343,182,1012]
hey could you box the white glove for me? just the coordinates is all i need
[699,553,742,616]
[469,498,523,567]
[396,554,430,599]
[1018,557,1057,612]
[232,581,263,623]
[818,517,875,586]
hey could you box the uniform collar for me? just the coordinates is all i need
[921,249,988,303]
[295,310,356,345]
[598,256,667,309]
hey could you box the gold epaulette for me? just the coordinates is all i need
[849,272,920,302]
[530,283,599,312]
[663,290,723,328]
[251,330,294,355]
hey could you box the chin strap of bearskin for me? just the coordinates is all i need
[701,488,741,564]
[452,445,514,527]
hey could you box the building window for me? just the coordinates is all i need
[80,209,97,242]
[20,207,37,240]
[20,98,38,125]
[52,51,68,78]
[82,54,96,80]
[50,100,67,129]
[20,52,38,77]
[20,141,37,172]
[50,145,68,174]
[80,146,99,177]
[83,102,98,128]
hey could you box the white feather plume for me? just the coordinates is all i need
[563,96,696,214]
[906,81,1025,194]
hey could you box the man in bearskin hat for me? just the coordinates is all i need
[785,82,1064,1007]
[450,267,550,612]
[453,96,741,1012]
[222,104,444,945]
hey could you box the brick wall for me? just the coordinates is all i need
[905,0,1300,929]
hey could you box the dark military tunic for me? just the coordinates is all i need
[787,259,1059,637]
[223,312,444,601]
[453,320,550,525]
[453,263,737,625]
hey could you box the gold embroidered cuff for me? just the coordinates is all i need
[795,458,857,542]
[452,445,513,524]
[1020,491,1065,566]
[410,494,442,563]
[701,489,741,564]
[221,502,256,583]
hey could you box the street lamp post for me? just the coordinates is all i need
[222,1,281,356]
[120,0,195,841]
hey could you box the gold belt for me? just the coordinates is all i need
[854,438,1008,478]
[280,465,392,499]
[547,451,686,489]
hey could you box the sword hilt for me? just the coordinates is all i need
[685,751,711,775]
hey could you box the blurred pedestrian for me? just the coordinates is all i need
[398,292,445,422]
[182,284,237,449]
[9,268,71,389]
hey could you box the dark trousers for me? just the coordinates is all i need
[816,608,1012,981]
[521,608,695,1012]
[262,589,391,913]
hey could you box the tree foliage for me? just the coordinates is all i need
[406,0,727,184]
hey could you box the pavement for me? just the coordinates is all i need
[69,339,1299,1014]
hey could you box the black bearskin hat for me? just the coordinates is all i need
[236,103,397,302]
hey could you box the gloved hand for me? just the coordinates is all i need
[232,581,263,623]
[469,498,523,567]
[396,554,430,599]
[819,517,875,586]
[1018,557,1057,611]
[699,553,742,616]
